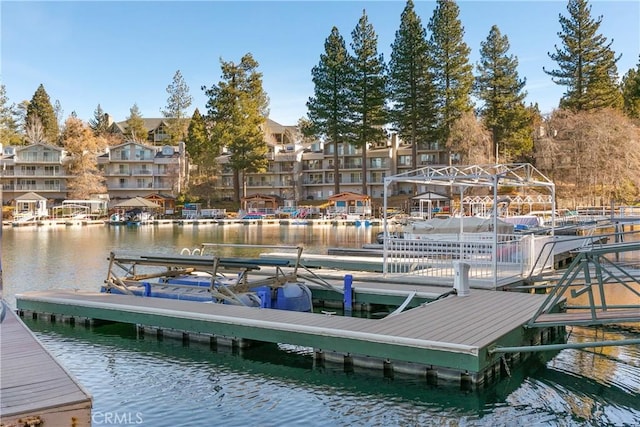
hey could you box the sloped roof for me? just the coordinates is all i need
[14,142,63,152]
[241,193,283,202]
[328,192,371,202]
[15,192,47,201]
[112,197,161,209]
[412,191,450,201]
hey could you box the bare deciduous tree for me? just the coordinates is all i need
[446,111,492,165]
[540,108,640,205]
[25,115,47,144]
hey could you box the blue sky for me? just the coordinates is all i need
[2,1,639,126]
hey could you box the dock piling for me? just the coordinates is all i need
[343,274,353,313]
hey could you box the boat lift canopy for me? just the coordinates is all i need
[382,163,557,287]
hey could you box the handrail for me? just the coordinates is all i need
[524,227,632,281]
[526,238,640,328]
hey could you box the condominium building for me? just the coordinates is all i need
[0,140,187,205]
[0,143,71,203]
[0,115,450,206]
[96,140,188,201]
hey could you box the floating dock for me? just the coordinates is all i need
[15,287,560,388]
[0,301,92,426]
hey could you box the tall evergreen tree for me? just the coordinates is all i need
[203,53,269,202]
[185,108,208,169]
[476,25,531,162]
[25,84,59,144]
[349,9,387,195]
[162,70,193,142]
[621,56,640,120]
[388,0,435,172]
[124,103,147,142]
[89,104,111,136]
[427,0,474,160]
[307,27,353,196]
[544,0,622,111]
[0,84,23,145]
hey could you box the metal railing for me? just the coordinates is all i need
[382,234,535,286]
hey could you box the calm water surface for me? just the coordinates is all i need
[2,224,640,426]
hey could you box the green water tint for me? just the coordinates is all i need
[22,317,547,411]
[4,225,640,425]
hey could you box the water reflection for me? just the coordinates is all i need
[2,224,640,426]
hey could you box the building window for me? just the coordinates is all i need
[419,154,436,165]
[399,155,412,166]
[21,166,36,176]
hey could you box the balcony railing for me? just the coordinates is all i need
[9,184,64,191]
[1,170,66,177]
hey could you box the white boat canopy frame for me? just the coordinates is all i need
[382,163,557,285]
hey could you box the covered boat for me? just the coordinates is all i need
[403,216,513,239]
[100,245,314,313]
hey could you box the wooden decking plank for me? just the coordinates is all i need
[429,292,544,346]
[16,289,558,375]
[435,292,524,342]
[535,309,640,324]
[369,291,548,347]
[0,305,92,419]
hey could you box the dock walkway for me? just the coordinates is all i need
[16,289,555,386]
[0,301,92,426]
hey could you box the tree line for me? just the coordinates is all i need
[1,0,639,204]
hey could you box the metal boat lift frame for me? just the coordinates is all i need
[104,244,305,298]
[382,163,557,288]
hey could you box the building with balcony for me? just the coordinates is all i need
[0,143,71,203]
[215,118,310,201]
[107,117,188,145]
[96,141,188,201]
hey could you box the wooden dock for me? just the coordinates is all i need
[0,301,92,426]
[15,288,559,388]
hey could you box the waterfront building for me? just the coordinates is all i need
[0,143,71,203]
[215,119,309,202]
[107,116,182,145]
[0,115,452,207]
[96,140,188,201]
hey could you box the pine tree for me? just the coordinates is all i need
[621,56,640,120]
[162,70,192,142]
[388,0,435,172]
[124,103,147,142]
[427,0,474,158]
[544,0,623,111]
[307,26,353,196]
[89,104,111,136]
[0,84,23,145]
[349,9,387,195]
[25,84,59,144]
[185,108,208,169]
[476,25,531,162]
[203,53,269,202]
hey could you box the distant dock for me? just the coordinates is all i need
[0,300,92,426]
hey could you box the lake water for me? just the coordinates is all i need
[2,223,640,426]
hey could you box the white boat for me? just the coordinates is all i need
[380,216,513,242]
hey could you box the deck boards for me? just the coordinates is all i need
[535,309,640,325]
[16,288,549,353]
[0,304,92,422]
